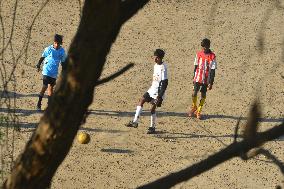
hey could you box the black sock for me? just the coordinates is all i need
[37,95,43,107]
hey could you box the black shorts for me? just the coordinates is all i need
[143,92,163,107]
[43,75,56,86]
[193,82,207,94]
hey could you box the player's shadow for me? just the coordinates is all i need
[89,109,284,123]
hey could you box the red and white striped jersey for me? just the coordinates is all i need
[193,50,217,84]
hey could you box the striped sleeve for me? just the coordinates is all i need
[194,54,198,66]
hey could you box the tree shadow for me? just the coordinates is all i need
[80,127,127,134]
[154,131,241,147]
[88,109,188,117]
[89,109,284,123]
[155,131,239,140]
[203,114,284,123]
[0,122,128,135]
[100,148,134,154]
[0,90,40,99]
[0,107,42,116]
[0,122,38,132]
[154,130,283,142]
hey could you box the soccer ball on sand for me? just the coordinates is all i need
[77,132,90,144]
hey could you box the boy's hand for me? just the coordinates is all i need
[208,84,213,90]
[155,96,163,107]
[151,97,162,106]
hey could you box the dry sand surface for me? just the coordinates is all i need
[1,0,284,188]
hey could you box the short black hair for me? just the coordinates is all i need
[201,38,210,48]
[154,49,165,59]
[54,34,63,44]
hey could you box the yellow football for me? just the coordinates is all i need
[77,132,90,144]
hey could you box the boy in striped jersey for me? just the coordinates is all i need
[126,49,168,134]
[188,38,217,119]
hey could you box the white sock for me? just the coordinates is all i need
[133,106,142,123]
[150,113,156,128]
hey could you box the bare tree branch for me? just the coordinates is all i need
[96,63,134,86]
[139,122,284,189]
[138,103,284,189]
[259,148,284,175]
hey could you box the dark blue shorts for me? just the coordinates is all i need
[43,75,56,86]
[193,82,207,95]
[143,92,163,107]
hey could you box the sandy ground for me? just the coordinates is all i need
[1,0,284,188]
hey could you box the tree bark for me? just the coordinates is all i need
[3,0,149,188]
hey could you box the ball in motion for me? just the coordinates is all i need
[77,132,90,144]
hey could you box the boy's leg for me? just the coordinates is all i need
[188,82,199,116]
[133,92,152,122]
[47,84,54,106]
[196,85,207,119]
[37,76,48,110]
[126,92,150,128]
[133,100,144,123]
[147,104,157,134]
[37,85,47,109]
[47,77,56,106]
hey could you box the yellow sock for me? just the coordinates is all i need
[192,96,197,108]
[197,97,206,113]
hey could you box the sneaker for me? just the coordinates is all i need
[125,121,138,128]
[196,112,202,120]
[147,127,155,134]
[188,106,197,117]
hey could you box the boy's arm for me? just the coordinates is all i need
[208,69,215,85]
[36,46,49,71]
[158,64,168,98]
[193,54,198,79]
[208,58,217,89]
[193,65,198,79]
[157,79,168,98]
[61,50,67,71]
[36,57,45,72]
[155,79,168,106]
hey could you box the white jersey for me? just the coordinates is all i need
[147,62,168,99]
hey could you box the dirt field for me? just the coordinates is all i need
[1,0,284,188]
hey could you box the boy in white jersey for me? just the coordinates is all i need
[126,49,168,134]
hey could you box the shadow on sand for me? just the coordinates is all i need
[89,109,284,123]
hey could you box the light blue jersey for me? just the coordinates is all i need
[42,45,66,78]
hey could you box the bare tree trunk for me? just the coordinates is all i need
[3,0,149,188]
